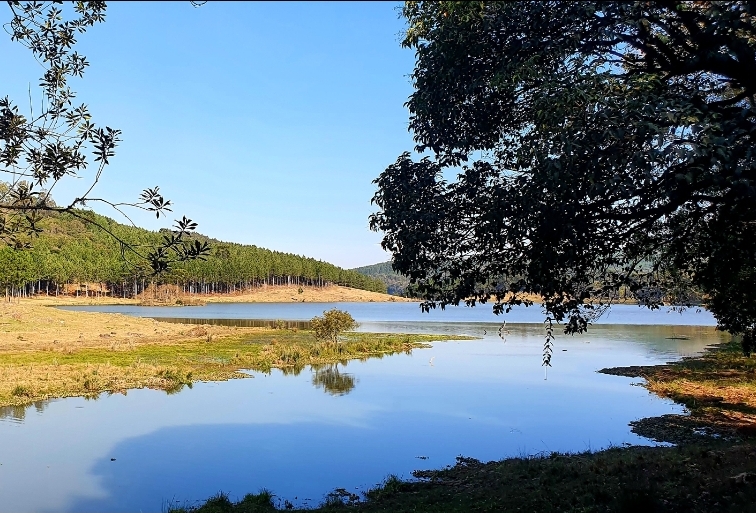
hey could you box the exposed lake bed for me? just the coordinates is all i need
[0,301,736,512]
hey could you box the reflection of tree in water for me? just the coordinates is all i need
[311,363,357,396]
[280,365,305,377]
[0,399,52,422]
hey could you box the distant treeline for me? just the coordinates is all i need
[0,211,386,298]
[352,261,410,296]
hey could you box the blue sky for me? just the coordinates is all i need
[1,2,417,268]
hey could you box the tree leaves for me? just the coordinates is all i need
[310,309,359,345]
[373,1,756,354]
[1,2,207,276]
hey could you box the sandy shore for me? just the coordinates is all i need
[0,286,411,351]
[200,285,414,303]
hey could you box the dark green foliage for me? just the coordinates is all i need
[351,262,410,296]
[370,2,756,349]
[685,219,756,355]
[168,490,276,513]
[0,211,386,296]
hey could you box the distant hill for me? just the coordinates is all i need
[351,261,410,296]
[0,210,386,297]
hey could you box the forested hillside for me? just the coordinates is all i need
[0,211,386,297]
[352,261,409,296]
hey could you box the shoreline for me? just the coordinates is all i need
[174,333,756,512]
[0,293,468,408]
[9,284,417,307]
[5,292,755,511]
[600,339,756,441]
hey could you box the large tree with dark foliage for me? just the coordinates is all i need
[1,1,208,274]
[370,1,756,359]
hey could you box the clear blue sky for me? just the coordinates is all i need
[1,1,417,268]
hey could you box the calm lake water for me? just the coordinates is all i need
[57,300,717,325]
[0,303,723,512]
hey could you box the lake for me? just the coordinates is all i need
[56,300,716,326]
[0,303,723,512]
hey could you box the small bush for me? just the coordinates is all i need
[278,346,303,364]
[167,490,276,513]
[310,309,358,344]
[194,492,233,513]
[11,385,31,397]
[236,489,276,512]
[322,487,360,508]
[364,474,406,501]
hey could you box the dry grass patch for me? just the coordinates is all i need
[0,295,468,407]
[0,299,261,351]
[1,361,199,403]
[646,379,756,410]
[203,285,414,303]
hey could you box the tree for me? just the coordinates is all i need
[370,2,756,359]
[1,1,208,274]
[310,309,359,344]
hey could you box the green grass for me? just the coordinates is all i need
[167,490,277,513]
[1,332,460,368]
[0,331,471,406]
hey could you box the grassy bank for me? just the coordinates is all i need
[175,338,756,513]
[170,442,756,513]
[0,329,467,407]
[601,339,756,441]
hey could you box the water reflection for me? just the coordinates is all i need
[279,365,305,376]
[249,361,360,396]
[0,399,55,423]
[58,301,718,326]
[311,363,358,396]
[155,317,311,329]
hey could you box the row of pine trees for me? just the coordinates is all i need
[0,212,386,298]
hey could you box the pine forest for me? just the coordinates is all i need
[0,211,387,298]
